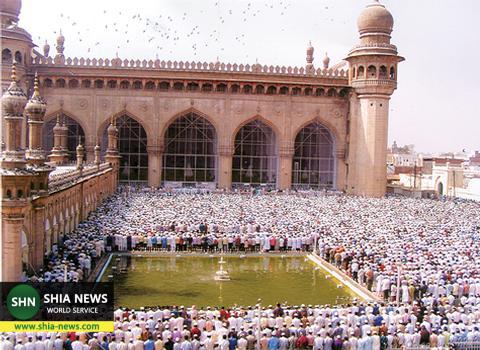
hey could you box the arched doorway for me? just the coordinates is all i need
[43,114,85,161]
[163,112,217,185]
[102,115,148,183]
[437,182,444,196]
[292,121,336,189]
[232,120,277,186]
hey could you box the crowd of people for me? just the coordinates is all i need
[3,302,480,350]
[11,187,480,348]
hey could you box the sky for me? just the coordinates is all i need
[19,0,480,154]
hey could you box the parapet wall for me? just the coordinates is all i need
[32,56,349,80]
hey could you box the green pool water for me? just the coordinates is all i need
[103,255,354,308]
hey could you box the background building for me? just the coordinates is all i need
[387,145,480,200]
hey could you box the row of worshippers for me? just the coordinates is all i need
[3,302,480,350]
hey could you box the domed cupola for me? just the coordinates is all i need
[357,0,394,37]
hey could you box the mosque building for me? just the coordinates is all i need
[0,0,403,281]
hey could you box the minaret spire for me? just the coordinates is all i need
[76,135,85,171]
[306,41,314,73]
[104,117,120,192]
[323,52,330,69]
[0,61,28,169]
[25,72,48,167]
[55,28,65,64]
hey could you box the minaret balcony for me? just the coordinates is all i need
[351,78,397,95]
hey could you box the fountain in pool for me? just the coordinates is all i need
[214,255,230,281]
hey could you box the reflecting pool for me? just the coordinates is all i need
[102,255,354,308]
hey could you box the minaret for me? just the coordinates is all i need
[0,62,32,282]
[1,61,27,169]
[105,118,119,163]
[306,41,314,73]
[76,137,85,171]
[94,143,101,166]
[25,72,53,194]
[105,118,120,190]
[59,116,69,162]
[25,73,47,167]
[345,0,404,197]
[54,29,65,64]
[43,40,50,57]
[323,53,330,70]
[48,115,68,165]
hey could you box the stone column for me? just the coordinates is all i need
[218,145,233,190]
[354,96,390,197]
[85,143,95,163]
[1,203,26,281]
[278,143,294,190]
[76,140,85,171]
[147,145,163,188]
[345,94,358,195]
[335,147,347,192]
[59,118,69,163]
[49,116,68,165]
[105,120,120,190]
[32,204,46,271]
[94,144,101,166]
[78,183,85,222]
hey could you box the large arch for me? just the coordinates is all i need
[160,107,219,140]
[43,113,85,161]
[291,121,336,189]
[98,109,153,146]
[232,119,277,186]
[231,115,281,146]
[102,114,148,183]
[163,111,217,184]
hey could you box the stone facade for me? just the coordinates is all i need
[1,1,403,198]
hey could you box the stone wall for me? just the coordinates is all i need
[19,164,116,275]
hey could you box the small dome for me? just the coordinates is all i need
[43,41,50,57]
[306,41,314,56]
[52,116,62,132]
[108,120,118,134]
[76,140,85,152]
[25,74,47,117]
[306,42,314,66]
[1,62,27,117]
[323,53,330,69]
[357,0,394,35]
[0,0,21,18]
